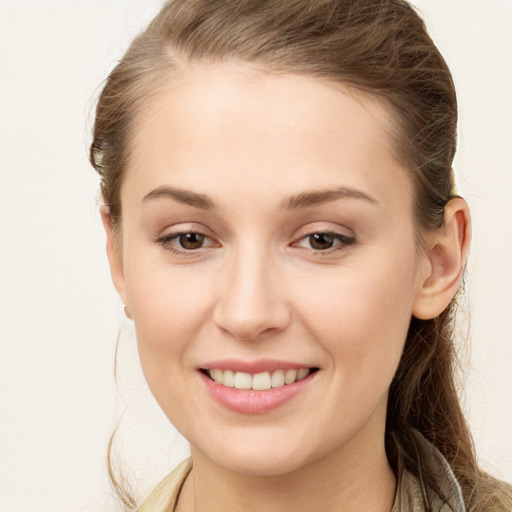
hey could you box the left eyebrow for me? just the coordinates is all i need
[280,186,379,210]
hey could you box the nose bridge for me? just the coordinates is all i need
[214,241,289,340]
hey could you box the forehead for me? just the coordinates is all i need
[124,63,412,212]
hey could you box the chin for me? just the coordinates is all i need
[190,424,331,477]
[211,449,312,477]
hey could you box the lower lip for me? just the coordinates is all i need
[199,371,317,414]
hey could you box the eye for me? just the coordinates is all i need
[176,232,206,250]
[294,231,355,252]
[308,233,337,250]
[156,231,216,254]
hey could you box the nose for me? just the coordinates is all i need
[213,246,291,341]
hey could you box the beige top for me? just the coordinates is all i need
[138,434,466,512]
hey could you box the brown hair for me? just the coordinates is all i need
[90,1,511,510]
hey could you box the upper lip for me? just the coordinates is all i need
[199,359,318,374]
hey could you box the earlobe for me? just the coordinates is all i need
[100,207,127,305]
[412,197,471,320]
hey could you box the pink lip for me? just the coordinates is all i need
[199,369,317,415]
[200,358,314,374]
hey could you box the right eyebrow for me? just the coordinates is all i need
[142,186,217,210]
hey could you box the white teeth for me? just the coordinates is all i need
[271,369,285,388]
[222,369,235,387]
[207,367,313,390]
[234,371,252,390]
[297,368,310,381]
[284,369,297,385]
[252,372,272,391]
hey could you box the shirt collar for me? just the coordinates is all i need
[392,430,466,512]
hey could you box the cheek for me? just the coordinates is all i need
[292,252,418,386]
[122,248,215,382]
[124,265,218,427]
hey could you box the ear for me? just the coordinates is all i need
[100,207,128,306]
[412,197,471,320]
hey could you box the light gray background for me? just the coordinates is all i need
[0,1,511,510]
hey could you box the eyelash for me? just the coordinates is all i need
[292,231,356,254]
[156,231,215,255]
[155,230,356,256]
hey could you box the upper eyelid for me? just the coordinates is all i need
[154,222,355,246]
[157,230,216,245]
[295,228,353,238]
[292,223,355,241]
[292,231,355,246]
[155,223,214,239]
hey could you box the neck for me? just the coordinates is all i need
[178,421,396,512]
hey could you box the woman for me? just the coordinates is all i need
[90,0,511,510]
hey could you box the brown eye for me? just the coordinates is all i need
[179,233,205,249]
[309,233,335,250]
[293,231,356,253]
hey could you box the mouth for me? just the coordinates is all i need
[200,367,319,391]
[199,363,319,414]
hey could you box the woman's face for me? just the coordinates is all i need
[113,64,430,476]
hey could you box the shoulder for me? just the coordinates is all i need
[138,458,192,512]
[481,476,512,512]
[396,431,466,512]
[396,468,464,512]
[402,431,512,512]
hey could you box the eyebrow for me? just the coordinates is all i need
[280,186,378,210]
[143,186,217,210]
[142,185,378,210]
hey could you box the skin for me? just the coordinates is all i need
[103,63,471,512]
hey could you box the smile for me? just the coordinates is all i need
[200,366,319,414]
[205,368,315,390]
